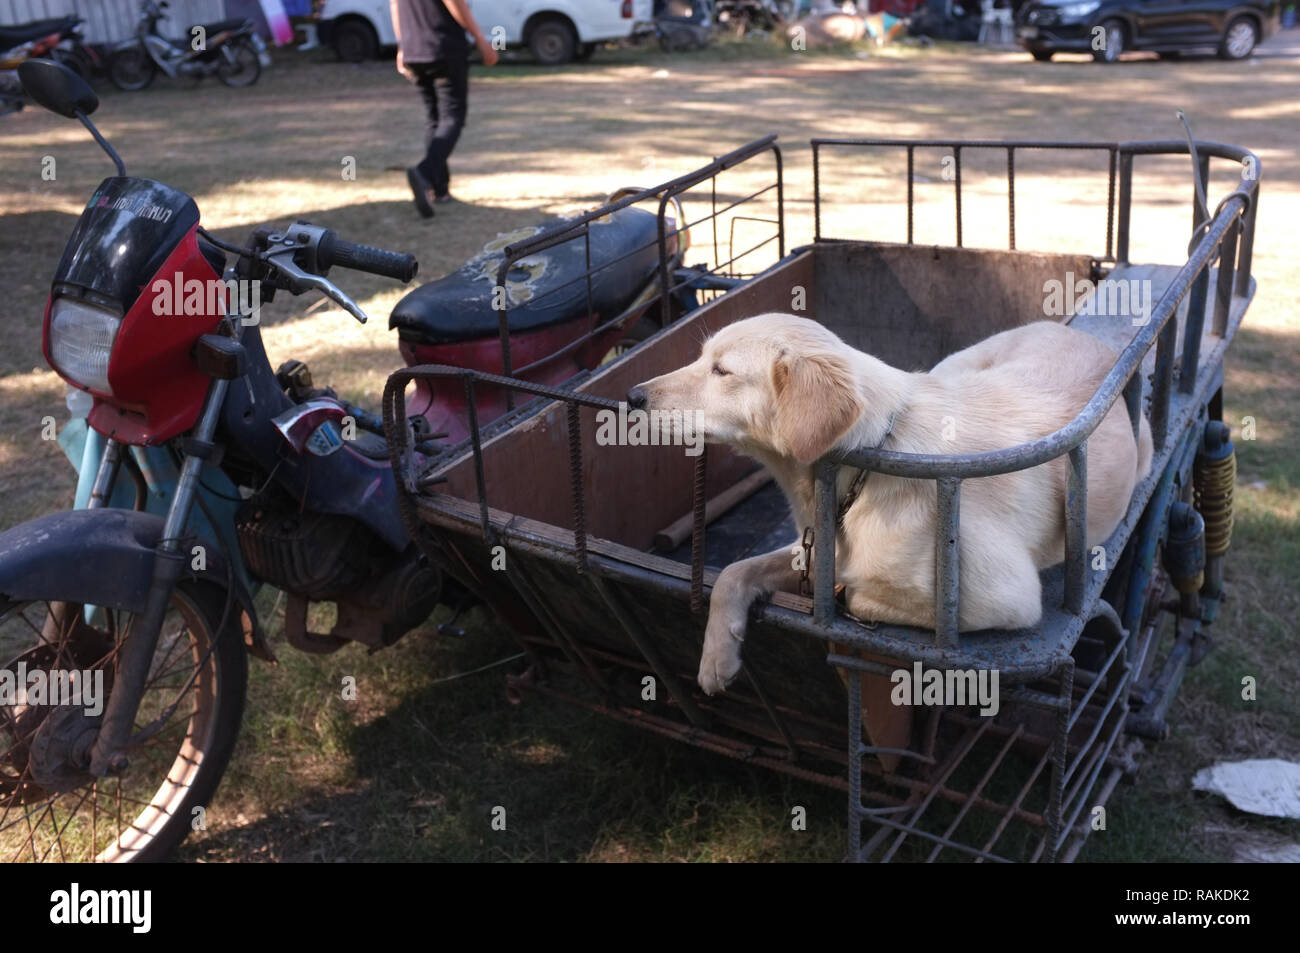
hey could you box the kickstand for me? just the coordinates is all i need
[437,593,473,638]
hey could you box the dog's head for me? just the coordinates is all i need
[628,313,864,465]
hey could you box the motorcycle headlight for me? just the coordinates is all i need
[49,296,121,394]
[1059,1,1101,18]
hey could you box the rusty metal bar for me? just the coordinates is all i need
[954,145,963,248]
[464,376,490,541]
[1123,371,1143,443]
[879,719,991,861]
[566,401,588,573]
[588,574,708,727]
[1235,181,1257,296]
[1006,146,1015,251]
[1182,261,1210,394]
[1213,216,1239,336]
[1064,443,1087,616]
[813,459,837,626]
[689,447,706,615]
[1116,151,1133,263]
[1105,147,1117,260]
[934,477,961,647]
[1151,312,1177,454]
[1043,657,1075,862]
[925,724,1024,862]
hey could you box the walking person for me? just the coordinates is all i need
[391,0,498,218]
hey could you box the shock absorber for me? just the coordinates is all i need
[1164,502,1205,618]
[1193,420,1236,599]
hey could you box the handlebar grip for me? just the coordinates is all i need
[318,231,418,283]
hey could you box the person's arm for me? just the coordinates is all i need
[442,0,499,65]
[390,0,415,79]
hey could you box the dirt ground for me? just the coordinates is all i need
[0,32,1297,861]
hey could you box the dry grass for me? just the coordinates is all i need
[1,33,1297,861]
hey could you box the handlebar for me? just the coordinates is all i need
[317,230,418,283]
[228,221,419,324]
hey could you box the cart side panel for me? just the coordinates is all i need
[431,252,816,551]
[813,243,1099,370]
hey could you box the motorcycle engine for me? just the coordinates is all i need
[234,503,372,600]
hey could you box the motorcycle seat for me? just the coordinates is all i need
[389,205,662,346]
[0,16,79,48]
[189,18,249,37]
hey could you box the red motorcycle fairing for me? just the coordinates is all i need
[46,227,224,445]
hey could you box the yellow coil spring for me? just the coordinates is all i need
[1194,447,1236,557]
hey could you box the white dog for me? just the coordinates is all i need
[629,314,1153,697]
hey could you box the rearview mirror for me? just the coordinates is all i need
[17,58,98,119]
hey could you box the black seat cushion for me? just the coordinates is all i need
[389,206,661,345]
[190,18,249,36]
[0,16,79,48]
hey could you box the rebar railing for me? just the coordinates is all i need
[489,135,784,408]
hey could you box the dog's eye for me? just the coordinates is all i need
[712,363,730,377]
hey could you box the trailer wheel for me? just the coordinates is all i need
[528,18,577,65]
[1031,49,1053,62]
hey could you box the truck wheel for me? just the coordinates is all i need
[1218,17,1258,60]
[1092,19,1125,62]
[335,18,378,62]
[529,18,577,65]
[1031,49,1053,61]
[0,581,247,861]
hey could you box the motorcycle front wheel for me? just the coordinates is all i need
[0,581,247,861]
[217,39,261,87]
[108,47,157,91]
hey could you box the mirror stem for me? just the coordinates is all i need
[75,110,126,177]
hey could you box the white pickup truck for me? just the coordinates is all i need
[317,0,654,65]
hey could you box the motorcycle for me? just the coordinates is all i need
[0,15,92,115]
[107,0,269,92]
[0,58,713,861]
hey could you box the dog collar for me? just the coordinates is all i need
[835,409,899,526]
[796,410,899,599]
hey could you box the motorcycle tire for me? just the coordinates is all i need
[217,39,262,88]
[109,47,157,91]
[0,580,248,862]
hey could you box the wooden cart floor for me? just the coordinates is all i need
[659,479,797,568]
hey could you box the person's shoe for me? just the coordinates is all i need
[407,168,435,219]
[433,193,454,204]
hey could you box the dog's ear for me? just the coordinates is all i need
[771,351,863,465]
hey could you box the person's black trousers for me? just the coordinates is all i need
[411,56,469,199]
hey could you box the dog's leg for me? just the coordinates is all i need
[699,546,800,695]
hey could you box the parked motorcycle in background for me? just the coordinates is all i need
[108,0,269,91]
[0,15,97,116]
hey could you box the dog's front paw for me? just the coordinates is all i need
[697,624,744,696]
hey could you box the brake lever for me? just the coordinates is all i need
[263,247,370,324]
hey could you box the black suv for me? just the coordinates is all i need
[1016,0,1281,61]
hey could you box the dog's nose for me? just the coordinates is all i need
[626,386,648,410]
